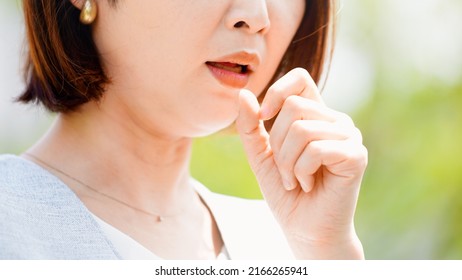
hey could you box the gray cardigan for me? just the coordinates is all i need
[0,155,293,260]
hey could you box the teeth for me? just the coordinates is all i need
[208,62,247,74]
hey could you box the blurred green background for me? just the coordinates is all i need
[1,0,461,259]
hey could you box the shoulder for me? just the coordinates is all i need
[0,154,49,198]
[0,154,72,258]
[0,154,29,184]
[0,154,71,205]
[0,154,57,258]
[1,154,47,185]
[0,154,117,259]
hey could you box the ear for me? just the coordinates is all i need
[69,0,84,10]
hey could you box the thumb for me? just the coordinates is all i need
[236,90,286,211]
[236,89,271,171]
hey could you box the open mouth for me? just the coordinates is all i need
[205,61,249,74]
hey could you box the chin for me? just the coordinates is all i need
[187,114,238,138]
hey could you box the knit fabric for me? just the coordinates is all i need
[0,154,293,260]
[0,154,120,259]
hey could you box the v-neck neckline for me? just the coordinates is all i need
[17,154,231,260]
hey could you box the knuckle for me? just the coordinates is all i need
[266,83,284,98]
[291,67,311,81]
[291,120,318,141]
[350,127,363,142]
[346,144,368,169]
[336,111,354,125]
[359,145,369,166]
[307,141,324,157]
[283,95,316,112]
[291,120,307,135]
[284,95,301,106]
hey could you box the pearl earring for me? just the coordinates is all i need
[80,0,97,25]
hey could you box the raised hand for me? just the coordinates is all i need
[236,68,367,259]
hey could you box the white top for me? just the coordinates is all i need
[91,213,230,260]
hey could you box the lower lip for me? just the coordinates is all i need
[206,64,250,89]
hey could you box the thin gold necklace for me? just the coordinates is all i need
[25,153,188,222]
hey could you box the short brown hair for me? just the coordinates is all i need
[18,0,336,113]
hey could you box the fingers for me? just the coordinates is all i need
[275,116,365,193]
[260,68,367,194]
[292,140,368,193]
[236,89,261,135]
[260,68,324,120]
[276,120,351,190]
[235,89,271,171]
[269,95,345,159]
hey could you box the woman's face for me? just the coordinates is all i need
[92,0,305,137]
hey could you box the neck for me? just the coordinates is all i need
[27,101,195,214]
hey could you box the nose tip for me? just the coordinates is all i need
[233,19,270,35]
[226,1,271,35]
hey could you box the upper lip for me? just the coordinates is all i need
[207,51,260,72]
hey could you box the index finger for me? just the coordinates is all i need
[260,68,324,121]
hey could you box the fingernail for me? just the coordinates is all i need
[300,181,310,193]
[259,107,270,120]
[283,178,294,191]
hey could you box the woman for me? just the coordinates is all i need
[0,0,367,259]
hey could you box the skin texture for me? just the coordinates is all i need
[89,0,305,137]
[27,0,367,259]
